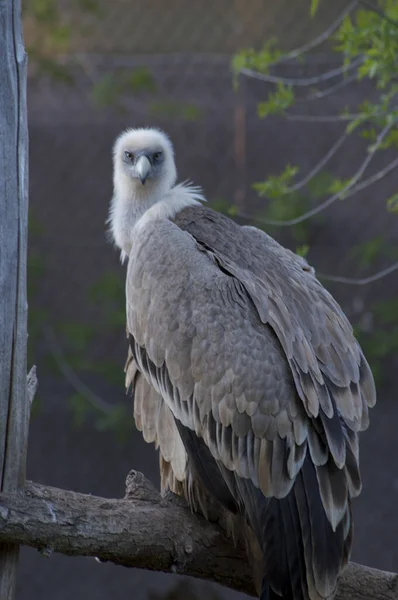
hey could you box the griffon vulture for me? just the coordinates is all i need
[108,127,376,600]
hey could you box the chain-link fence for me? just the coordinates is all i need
[20,2,398,599]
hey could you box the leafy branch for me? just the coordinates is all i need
[233,2,360,80]
[249,116,397,226]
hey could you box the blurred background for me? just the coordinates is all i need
[20,1,398,598]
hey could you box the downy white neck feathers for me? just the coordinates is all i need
[108,182,204,263]
[108,127,205,263]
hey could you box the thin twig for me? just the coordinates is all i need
[240,56,364,87]
[284,111,380,123]
[43,325,113,415]
[347,156,398,195]
[319,261,398,285]
[251,117,397,227]
[284,130,350,194]
[273,1,359,64]
[296,74,359,103]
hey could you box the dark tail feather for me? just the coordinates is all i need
[237,453,352,600]
[172,410,352,600]
[261,578,283,600]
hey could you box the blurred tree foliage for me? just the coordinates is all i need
[232,0,398,384]
[23,0,202,117]
[23,0,101,82]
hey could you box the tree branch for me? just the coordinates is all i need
[237,156,398,230]
[274,1,359,65]
[0,474,254,596]
[285,131,350,193]
[296,74,359,103]
[284,111,380,122]
[253,117,397,227]
[319,260,398,285]
[258,148,398,204]
[0,474,396,600]
[240,56,364,87]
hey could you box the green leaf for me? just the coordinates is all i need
[384,129,398,150]
[232,40,282,78]
[228,205,239,217]
[124,67,157,94]
[253,164,299,198]
[328,177,353,198]
[310,0,320,17]
[307,171,336,198]
[257,83,295,117]
[295,244,310,258]
[207,198,234,215]
[387,193,398,212]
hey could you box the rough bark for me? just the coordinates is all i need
[0,0,29,597]
[0,472,396,600]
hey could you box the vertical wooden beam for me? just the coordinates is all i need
[0,0,29,597]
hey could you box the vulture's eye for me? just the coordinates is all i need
[124,151,134,162]
[153,151,163,161]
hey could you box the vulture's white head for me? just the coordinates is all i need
[113,128,177,194]
[108,127,204,262]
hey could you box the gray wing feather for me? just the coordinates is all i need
[125,346,187,489]
[126,207,375,528]
[125,209,376,600]
[126,220,297,497]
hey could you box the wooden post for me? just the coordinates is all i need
[0,0,30,597]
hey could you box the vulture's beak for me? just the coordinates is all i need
[136,155,152,185]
